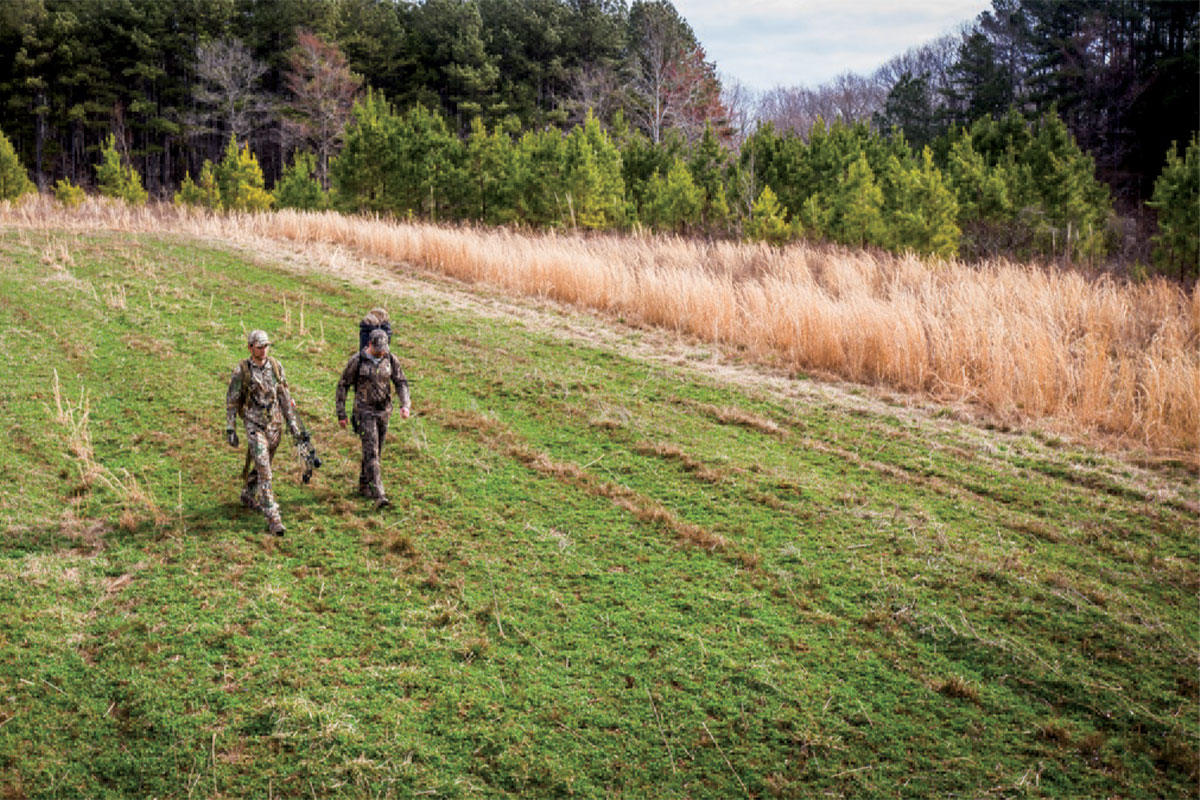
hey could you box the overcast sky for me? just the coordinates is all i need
[671,0,993,93]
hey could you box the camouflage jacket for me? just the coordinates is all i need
[336,350,410,420]
[226,356,299,434]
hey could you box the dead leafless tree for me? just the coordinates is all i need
[191,37,273,143]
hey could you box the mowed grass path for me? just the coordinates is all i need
[0,229,1196,798]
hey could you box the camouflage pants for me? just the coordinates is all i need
[243,421,283,525]
[357,410,390,499]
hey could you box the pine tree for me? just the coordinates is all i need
[513,128,567,227]
[643,158,703,233]
[885,148,960,258]
[616,117,678,218]
[213,134,272,213]
[180,162,222,211]
[875,71,940,151]
[463,118,516,223]
[1148,135,1200,280]
[274,152,327,211]
[95,133,148,205]
[798,194,832,240]
[0,127,35,201]
[1025,112,1110,261]
[561,111,624,229]
[331,89,401,214]
[53,177,85,208]
[399,104,463,221]
[197,162,221,210]
[944,132,1011,222]
[746,185,794,246]
[943,32,1014,129]
[830,154,886,248]
[688,123,731,230]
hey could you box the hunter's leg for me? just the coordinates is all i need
[248,426,282,531]
[373,416,390,503]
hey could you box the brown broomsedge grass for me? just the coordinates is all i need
[50,368,168,530]
[8,195,1198,461]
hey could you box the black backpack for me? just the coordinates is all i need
[358,318,392,351]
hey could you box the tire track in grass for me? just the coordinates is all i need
[426,404,761,570]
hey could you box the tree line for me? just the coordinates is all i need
[754,0,1198,211]
[0,0,718,194]
[0,0,1195,275]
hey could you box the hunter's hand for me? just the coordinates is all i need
[339,418,348,429]
[400,407,411,420]
[225,428,239,448]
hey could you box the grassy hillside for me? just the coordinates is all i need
[0,227,1196,799]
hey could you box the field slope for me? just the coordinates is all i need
[0,228,1196,798]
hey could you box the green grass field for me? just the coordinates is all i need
[0,228,1196,798]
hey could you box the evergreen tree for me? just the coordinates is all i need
[274,151,327,211]
[830,154,886,248]
[463,117,517,224]
[798,193,832,240]
[943,31,1015,128]
[875,71,940,151]
[331,89,402,214]
[95,133,148,205]
[396,104,463,220]
[615,113,679,218]
[174,161,222,211]
[939,109,1111,260]
[213,134,273,213]
[0,126,35,201]
[562,111,625,229]
[406,0,501,129]
[944,132,1012,222]
[53,177,85,208]
[884,148,961,258]
[746,185,794,246]
[643,157,703,232]
[688,123,731,229]
[1024,111,1110,260]
[513,127,567,226]
[1147,135,1199,280]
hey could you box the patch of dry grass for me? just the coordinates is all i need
[50,368,168,531]
[6,195,1196,459]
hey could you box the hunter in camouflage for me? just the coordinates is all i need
[336,327,411,508]
[225,329,302,535]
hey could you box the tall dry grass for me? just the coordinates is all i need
[49,368,168,530]
[6,195,1197,458]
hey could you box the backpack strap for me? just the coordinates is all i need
[239,357,284,410]
[238,359,252,408]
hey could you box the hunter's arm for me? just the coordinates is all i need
[335,355,358,420]
[225,365,243,430]
[391,355,411,412]
[275,362,301,436]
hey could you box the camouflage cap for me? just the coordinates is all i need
[247,329,271,347]
[368,328,389,350]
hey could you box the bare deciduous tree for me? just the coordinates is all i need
[562,63,623,127]
[720,74,757,148]
[191,37,272,143]
[283,29,361,189]
[872,31,965,111]
[624,1,727,145]
[627,3,681,144]
[756,72,885,136]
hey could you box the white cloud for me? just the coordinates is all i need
[672,0,991,91]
